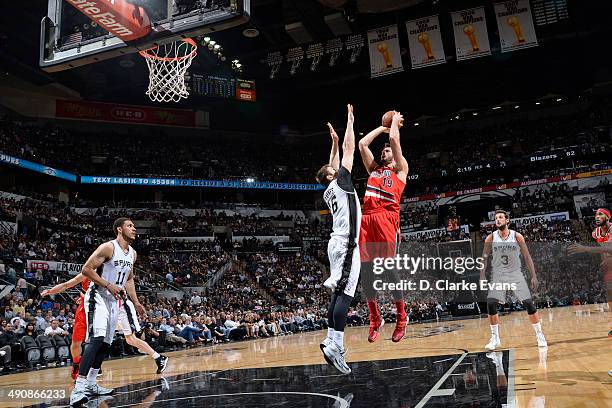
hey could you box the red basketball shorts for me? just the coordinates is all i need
[359,211,400,262]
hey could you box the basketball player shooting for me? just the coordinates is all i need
[70,218,166,406]
[358,111,408,343]
[315,104,360,374]
[479,210,547,351]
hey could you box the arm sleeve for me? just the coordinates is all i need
[336,166,354,192]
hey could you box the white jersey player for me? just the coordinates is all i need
[71,218,152,406]
[480,210,547,351]
[315,104,359,374]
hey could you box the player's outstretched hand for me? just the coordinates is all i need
[327,122,339,142]
[40,289,51,297]
[347,104,354,123]
[392,111,403,127]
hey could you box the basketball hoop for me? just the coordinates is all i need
[139,38,197,103]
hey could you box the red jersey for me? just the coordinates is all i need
[81,278,90,292]
[593,224,610,244]
[592,223,612,281]
[363,166,405,215]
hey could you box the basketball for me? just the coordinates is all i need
[382,110,395,128]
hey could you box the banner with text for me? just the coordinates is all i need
[27,260,84,276]
[480,212,569,228]
[0,152,77,182]
[494,0,538,52]
[402,225,470,239]
[367,25,404,78]
[451,7,492,61]
[406,15,446,69]
[81,176,324,191]
[56,100,197,127]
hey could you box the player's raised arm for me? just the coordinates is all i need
[81,241,122,298]
[340,104,355,173]
[516,233,538,290]
[479,233,493,282]
[327,122,340,171]
[389,111,409,182]
[41,273,86,297]
[359,125,387,174]
[568,242,612,255]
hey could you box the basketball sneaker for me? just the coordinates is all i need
[320,337,334,366]
[392,314,408,343]
[155,355,169,374]
[536,332,547,347]
[368,316,384,343]
[323,341,351,374]
[608,330,611,338]
[84,383,114,396]
[484,335,501,351]
[71,362,80,381]
[70,387,88,407]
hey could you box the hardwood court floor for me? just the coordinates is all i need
[0,304,609,407]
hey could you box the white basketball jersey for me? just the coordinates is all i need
[323,168,361,244]
[491,229,521,274]
[98,239,134,296]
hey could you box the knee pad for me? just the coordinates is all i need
[523,299,537,315]
[486,299,499,315]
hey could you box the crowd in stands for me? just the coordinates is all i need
[1,98,611,198]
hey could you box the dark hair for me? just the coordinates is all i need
[383,143,391,149]
[316,165,333,185]
[495,210,509,219]
[112,217,131,235]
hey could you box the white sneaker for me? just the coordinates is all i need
[323,341,351,374]
[84,383,114,396]
[70,387,88,407]
[536,332,547,347]
[320,337,333,366]
[608,369,612,377]
[484,336,501,351]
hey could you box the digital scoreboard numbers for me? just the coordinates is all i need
[532,0,569,26]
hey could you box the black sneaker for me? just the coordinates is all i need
[155,355,168,374]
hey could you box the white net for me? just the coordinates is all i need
[139,38,197,103]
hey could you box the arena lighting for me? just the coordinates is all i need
[514,105,520,109]
[414,122,420,126]
[246,177,255,183]
[492,106,501,110]
[286,47,304,75]
[325,38,343,67]
[556,98,562,102]
[535,102,541,105]
[455,115,460,119]
[345,34,365,63]
[306,43,324,72]
[266,51,283,79]
[472,112,478,116]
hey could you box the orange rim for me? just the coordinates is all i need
[139,38,197,62]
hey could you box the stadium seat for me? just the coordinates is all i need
[51,335,71,362]
[35,336,57,364]
[19,336,41,368]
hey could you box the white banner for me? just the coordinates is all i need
[494,0,538,52]
[451,7,492,60]
[403,225,470,239]
[480,212,569,228]
[406,15,446,69]
[367,25,404,78]
[27,260,83,276]
[573,193,606,218]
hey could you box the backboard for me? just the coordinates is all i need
[40,0,250,72]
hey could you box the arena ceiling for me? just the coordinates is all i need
[1,1,611,132]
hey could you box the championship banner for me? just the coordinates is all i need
[451,7,492,61]
[56,100,197,127]
[406,15,446,69]
[27,260,84,276]
[494,0,538,52]
[81,176,325,191]
[367,25,404,78]
[480,212,569,228]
